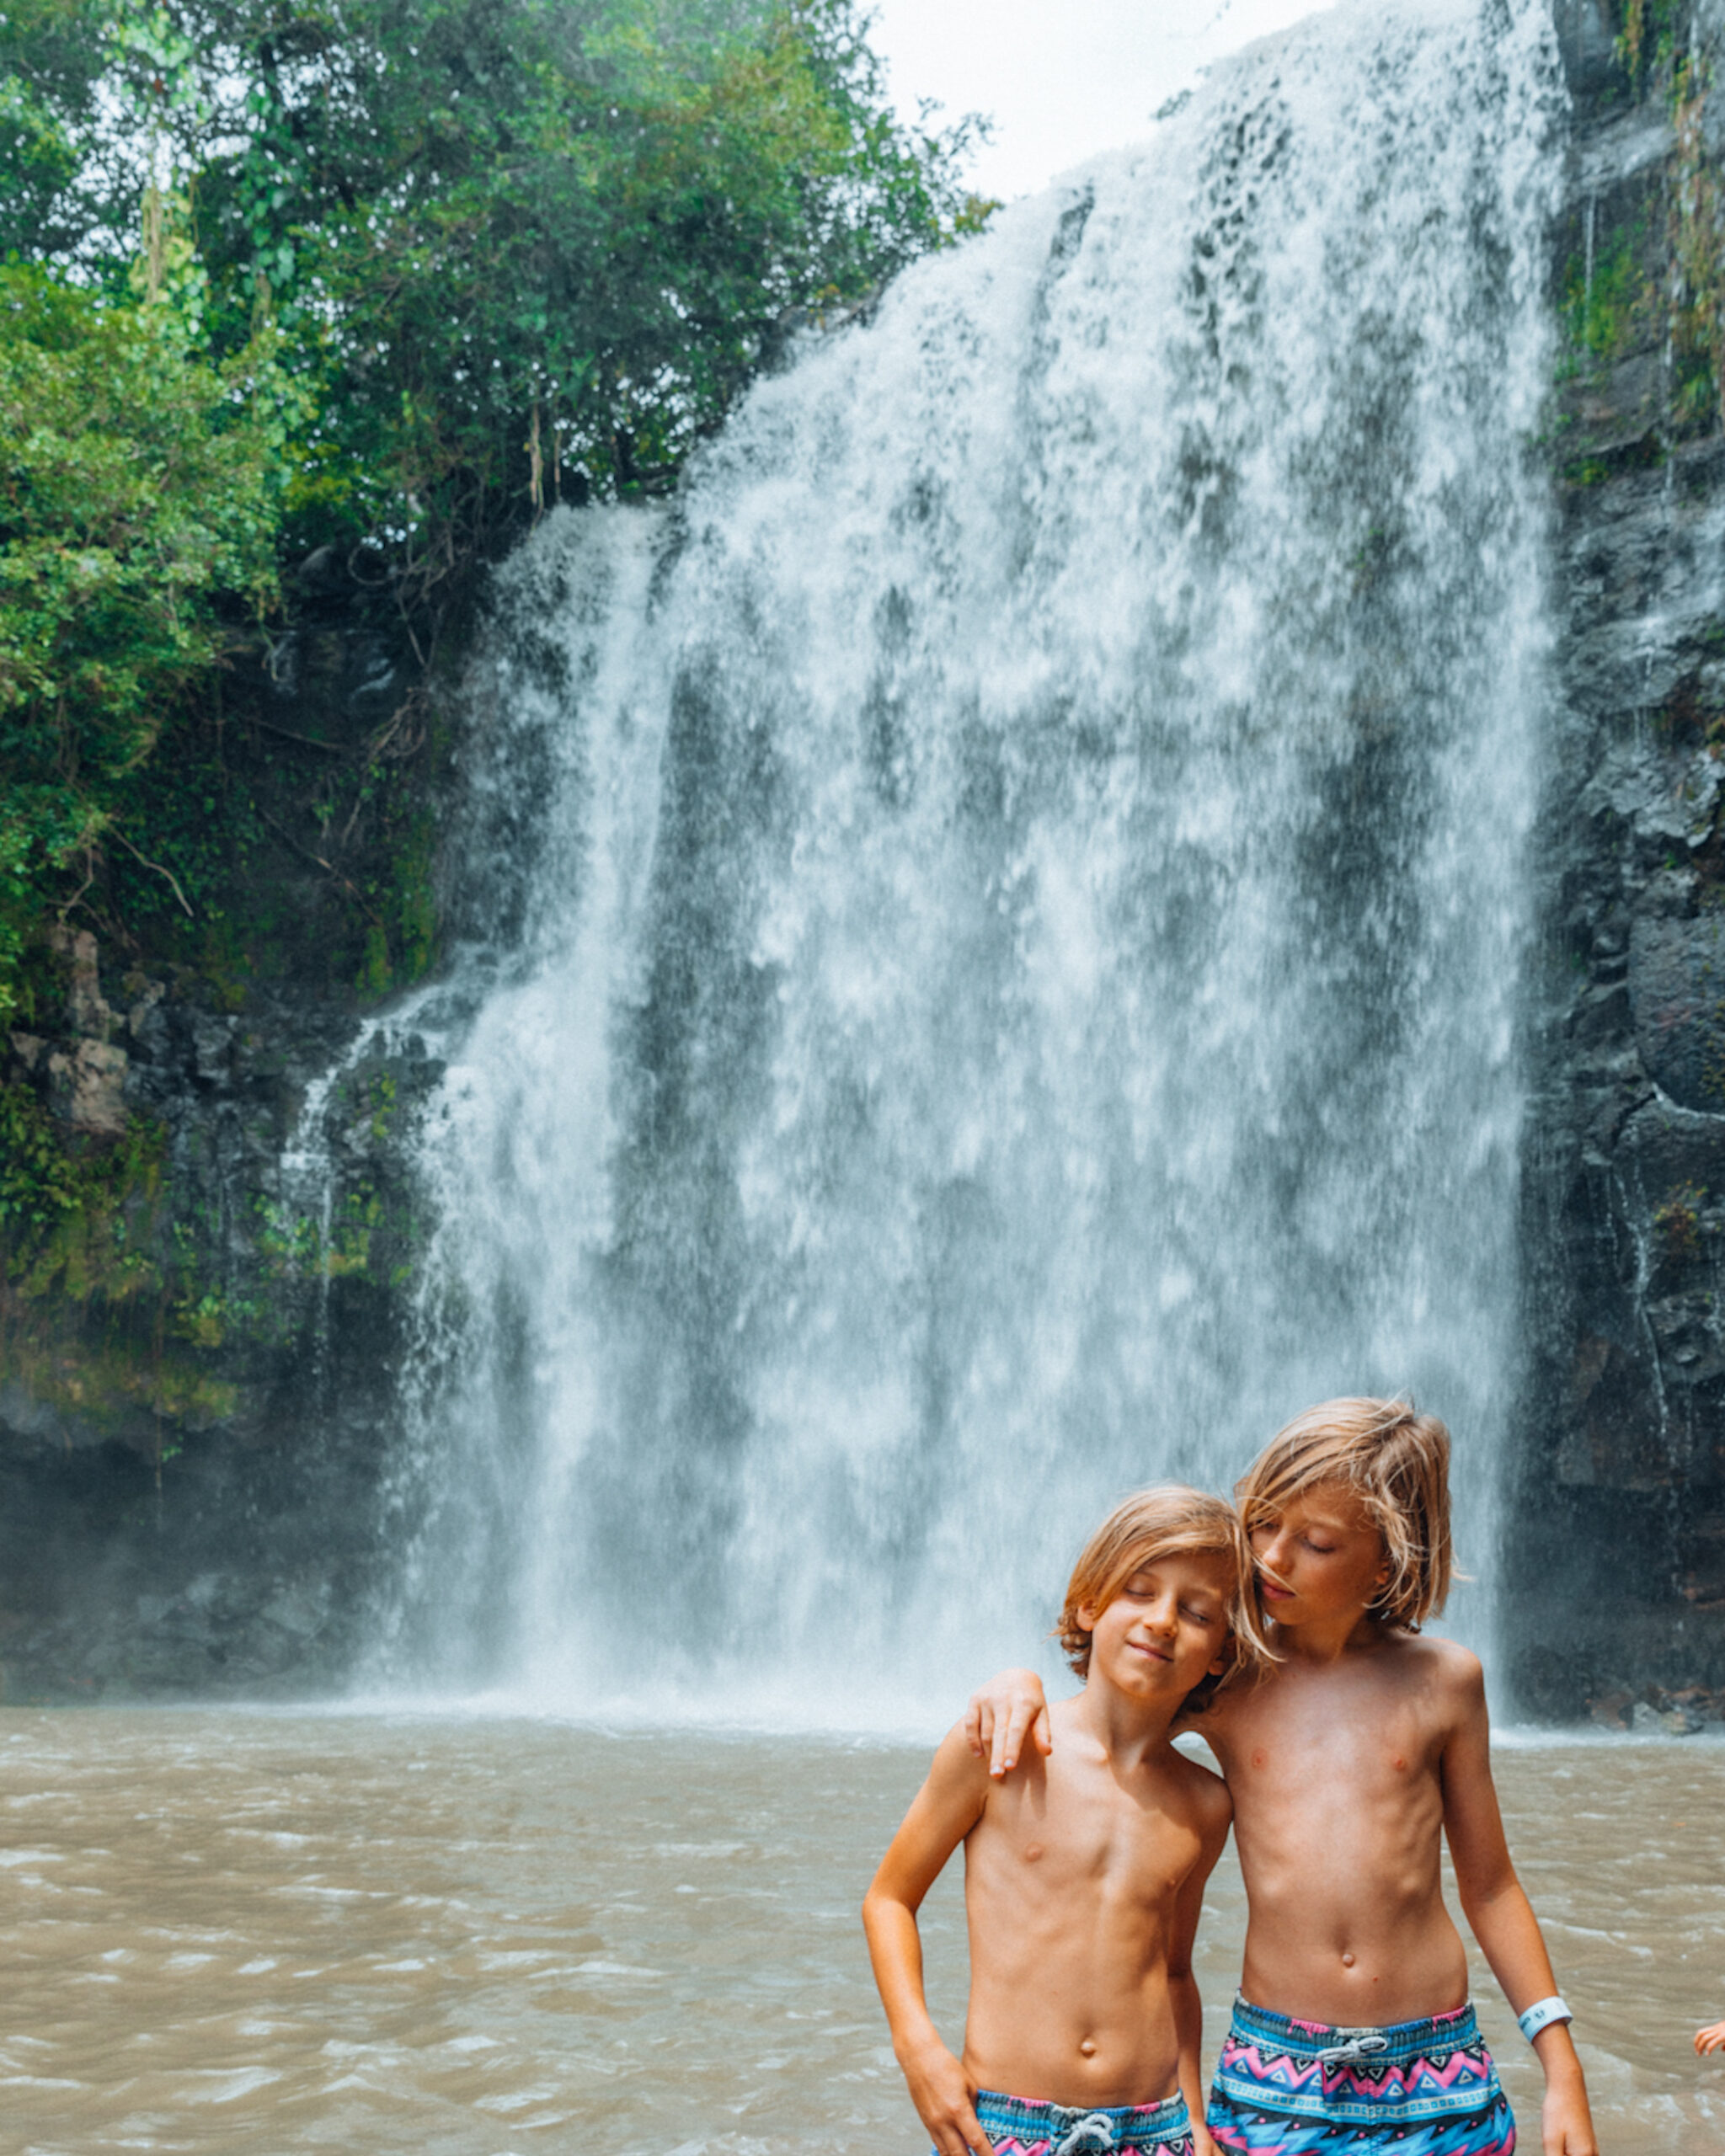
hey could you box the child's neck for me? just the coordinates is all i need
[1275,1601,1386,1665]
[1070,1673,1183,1764]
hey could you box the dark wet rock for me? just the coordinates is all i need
[1509,1,1725,1719]
[0,581,444,1704]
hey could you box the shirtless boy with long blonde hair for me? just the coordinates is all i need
[865,1487,1268,2156]
[970,1400,1598,2156]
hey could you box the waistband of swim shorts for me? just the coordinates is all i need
[975,2087,1192,2151]
[1226,1994,1481,2064]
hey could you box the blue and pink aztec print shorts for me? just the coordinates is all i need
[953,2087,1194,2156]
[1207,1997,1515,2156]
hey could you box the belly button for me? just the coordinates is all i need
[1342,1952,1355,1968]
[1080,2040,1097,2057]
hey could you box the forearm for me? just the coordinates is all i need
[1461,1875,1562,2023]
[862,1891,943,2061]
[1446,1696,1595,2155]
[1461,1878,1591,2105]
[1170,1970,1208,2135]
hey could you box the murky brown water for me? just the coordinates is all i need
[0,1712,1719,2153]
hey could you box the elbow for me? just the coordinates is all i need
[861,1882,894,1941]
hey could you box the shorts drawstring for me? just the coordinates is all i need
[1315,2034,1390,2066]
[1053,2111,1120,2156]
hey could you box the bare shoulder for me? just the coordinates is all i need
[1186,1664,1272,1742]
[927,1716,1004,1806]
[1163,1741,1233,1837]
[1381,1629,1488,1739]
[1386,1629,1485,1694]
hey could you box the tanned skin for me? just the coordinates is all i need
[1697,2018,1725,2055]
[967,1483,1599,2156]
[864,1550,1236,2156]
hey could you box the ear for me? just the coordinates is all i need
[1076,1602,1098,1633]
[1207,1654,1226,1675]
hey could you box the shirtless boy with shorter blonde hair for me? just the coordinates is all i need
[971,1400,1599,2156]
[865,1487,1265,2156]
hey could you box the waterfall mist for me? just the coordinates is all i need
[370,0,1562,1722]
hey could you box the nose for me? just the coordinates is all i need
[1143,1591,1178,1634]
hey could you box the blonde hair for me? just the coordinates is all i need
[1055,1485,1270,1712]
[1236,1396,1455,1629]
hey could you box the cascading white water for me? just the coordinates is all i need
[376,0,1563,1719]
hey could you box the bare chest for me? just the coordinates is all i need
[1216,1677,1444,1821]
[972,1765,1204,1910]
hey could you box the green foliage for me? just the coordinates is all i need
[0,248,292,1023]
[2,0,988,608]
[1654,1181,1708,1260]
[1669,56,1725,434]
[1562,230,1652,366]
[0,1080,163,1294]
[254,1184,387,1282]
[0,0,985,1297]
[1616,0,1680,88]
[0,0,985,1014]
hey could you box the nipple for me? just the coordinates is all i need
[1023,1844,1044,1863]
[1341,1952,1355,1969]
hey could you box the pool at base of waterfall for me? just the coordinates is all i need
[0,1710,1717,2153]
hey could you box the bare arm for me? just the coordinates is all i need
[862,1725,996,2156]
[1167,1772,1231,2156]
[963,1667,1053,1778]
[1441,1657,1597,2156]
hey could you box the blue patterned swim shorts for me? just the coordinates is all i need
[950,2087,1194,2156]
[1207,1997,1514,2156]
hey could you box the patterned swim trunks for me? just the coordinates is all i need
[959,2087,1194,2156]
[1206,1997,1515,2155]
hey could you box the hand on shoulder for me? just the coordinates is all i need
[964,1667,1052,1779]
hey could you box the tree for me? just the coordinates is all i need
[3,0,989,629]
[0,0,988,1022]
[0,248,290,1024]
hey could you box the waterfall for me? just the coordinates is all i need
[374,0,1563,1721]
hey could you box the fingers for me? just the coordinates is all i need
[955,2103,995,2156]
[964,1697,992,1760]
[931,2107,993,2156]
[1697,2021,1725,2054]
[995,1700,1056,1774]
[993,1702,1033,1776]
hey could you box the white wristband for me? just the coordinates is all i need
[1517,1996,1572,2043]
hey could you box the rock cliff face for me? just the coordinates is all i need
[1511,0,1725,1720]
[0,567,443,1698]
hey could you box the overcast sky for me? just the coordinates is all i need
[870,0,1339,203]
